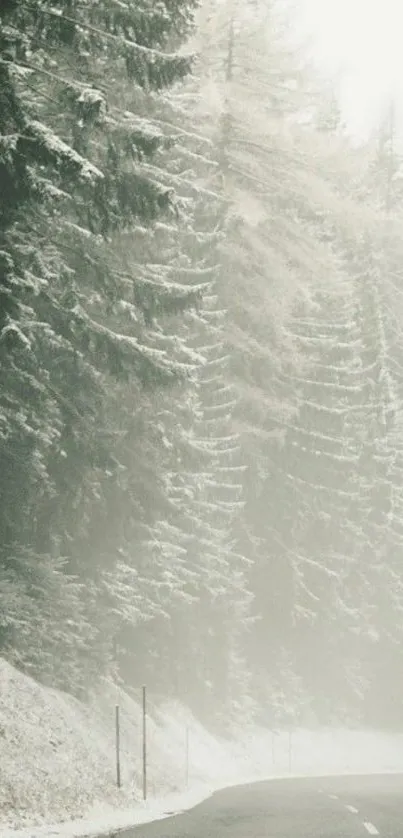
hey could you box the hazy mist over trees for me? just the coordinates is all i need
[1,0,403,730]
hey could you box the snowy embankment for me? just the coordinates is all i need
[2,658,403,838]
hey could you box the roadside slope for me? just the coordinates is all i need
[2,657,403,836]
[0,658,245,831]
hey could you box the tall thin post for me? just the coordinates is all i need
[115,704,121,788]
[142,685,147,801]
[185,726,190,788]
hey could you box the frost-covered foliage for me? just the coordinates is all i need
[3,0,403,733]
[193,0,403,726]
[0,0,206,695]
[0,0,253,721]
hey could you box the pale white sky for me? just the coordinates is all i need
[297,0,403,138]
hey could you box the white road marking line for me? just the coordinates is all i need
[363,822,379,836]
[328,794,339,800]
[345,804,359,814]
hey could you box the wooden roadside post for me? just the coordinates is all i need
[185,725,189,788]
[115,704,121,788]
[142,685,147,801]
[288,730,292,772]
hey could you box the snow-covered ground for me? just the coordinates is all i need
[2,657,403,838]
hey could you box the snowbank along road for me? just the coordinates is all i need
[119,774,403,838]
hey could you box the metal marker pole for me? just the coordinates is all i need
[185,726,189,788]
[142,685,147,801]
[115,704,121,788]
[288,730,292,772]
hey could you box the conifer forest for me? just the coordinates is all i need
[2,0,403,731]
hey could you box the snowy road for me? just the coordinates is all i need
[122,774,403,838]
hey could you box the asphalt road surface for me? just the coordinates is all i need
[119,774,403,838]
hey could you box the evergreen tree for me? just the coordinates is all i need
[0,0,201,691]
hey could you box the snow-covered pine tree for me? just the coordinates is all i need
[113,77,254,724]
[266,111,403,724]
[194,0,342,721]
[195,0,403,724]
[97,149,218,697]
[0,0,204,691]
[352,111,403,726]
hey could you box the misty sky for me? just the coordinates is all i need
[298,0,403,138]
